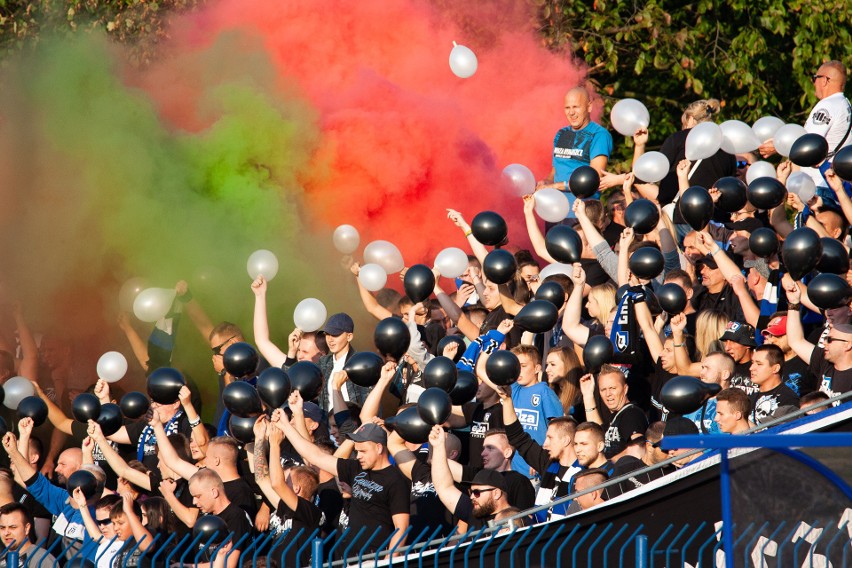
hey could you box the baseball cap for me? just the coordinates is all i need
[463,469,507,492]
[301,402,323,423]
[724,217,763,233]
[761,316,787,338]
[743,258,770,280]
[695,254,718,270]
[321,313,355,336]
[719,321,758,347]
[346,423,387,445]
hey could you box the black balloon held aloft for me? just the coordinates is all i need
[422,357,458,392]
[514,300,559,333]
[583,335,614,373]
[417,387,453,426]
[789,133,829,168]
[660,375,721,414]
[374,317,411,362]
[628,247,665,280]
[656,283,688,315]
[624,199,660,235]
[147,367,186,405]
[384,406,431,444]
[471,211,508,246]
[679,186,714,231]
[222,381,263,418]
[449,370,478,405]
[807,273,852,311]
[97,403,123,437]
[713,177,748,213]
[437,335,466,363]
[403,264,436,303]
[782,227,823,281]
[228,415,259,444]
[120,392,150,420]
[569,166,600,199]
[747,177,786,210]
[287,362,323,401]
[256,367,291,409]
[72,393,101,423]
[833,145,852,181]
[17,396,48,427]
[67,470,98,500]
[343,351,385,388]
[818,238,850,275]
[485,350,520,386]
[545,225,583,264]
[749,228,779,258]
[222,342,259,379]
[193,515,228,545]
[483,249,517,285]
[535,280,566,308]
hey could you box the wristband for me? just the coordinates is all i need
[585,407,596,412]
[674,342,686,348]
[711,248,721,257]
[788,303,801,311]
[563,181,568,190]
[189,417,202,428]
[464,230,472,237]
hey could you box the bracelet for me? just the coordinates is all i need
[189,417,201,428]
[711,248,721,257]
[674,342,686,347]
[563,181,568,190]
[788,303,801,311]
[585,407,596,412]
[464,230,472,237]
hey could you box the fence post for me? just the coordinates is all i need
[7,549,19,568]
[635,534,648,568]
[311,537,323,568]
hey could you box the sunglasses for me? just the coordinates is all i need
[812,74,829,83]
[469,488,495,498]
[211,335,238,356]
[96,518,113,527]
[825,337,849,344]
[736,160,748,169]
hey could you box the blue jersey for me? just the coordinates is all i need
[552,122,613,217]
[683,398,720,434]
[510,382,564,477]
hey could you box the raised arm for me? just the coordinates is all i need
[287,390,313,443]
[447,209,488,266]
[251,417,282,508]
[574,199,607,250]
[349,263,394,321]
[177,281,215,342]
[579,374,603,425]
[149,413,199,481]
[178,386,209,455]
[670,313,701,375]
[12,304,38,381]
[72,488,103,539]
[87,421,152,491]
[523,195,558,263]
[251,275,288,368]
[428,426,463,514]
[617,227,634,286]
[826,169,852,226]
[561,263,591,346]
[271,409,339,476]
[30,381,73,435]
[359,363,397,423]
[122,493,155,551]
[2,433,35,483]
[117,312,150,371]
[782,278,816,363]
[634,301,663,362]
[386,430,417,481]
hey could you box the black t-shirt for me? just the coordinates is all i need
[462,402,504,469]
[749,383,800,423]
[223,478,258,519]
[649,357,678,422]
[482,306,523,348]
[580,258,613,287]
[613,455,673,494]
[603,222,625,248]
[808,347,852,397]
[452,493,489,529]
[217,502,254,547]
[603,404,649,459]
[125,412,193,470]
[730,362,758,395]
[409,460,453,538]
[148,469,194,535]
[691,284,745,323]
[271,496,323,566]
[459,466,535,513]
[315,479,344,539]
[781,356,818,397]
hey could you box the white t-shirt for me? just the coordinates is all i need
[803,92,852,186]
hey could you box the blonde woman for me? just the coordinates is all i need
[671,309,729,375]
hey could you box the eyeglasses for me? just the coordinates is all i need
[469,488,495,498]
[825,337,849,344]
[211,335,238,356]
[812,74,830,83]
[96,518,112,527]
[736,160,748,169]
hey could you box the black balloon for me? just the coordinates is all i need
[471,211,508,246]
[749,228,779,258]
[437,335,466,363]
[343,351,385,387]
[628,247,664,280]
[417,387,452,426]
[679,186,714,231]
[714,177,748,213]
[193,515,228,545]
[384,406,431,444]
[222,381,263,418]
[287,362,323,401]
[545,225,583,264]
[833,145,852,181]
[228,415,259,444]
[422,357,458,392]
[72,393,101,423]
[789,133,829,168]
[95,403,123,436]
[222,342,258,379]
[569,166,600,198]
[256,367,291,409]
[17,396,48,427]
[0,416,7,437]
[67,470,98,500]
[120,392,150,420]
[147,367,186,404]
[583,335,614,373]
[807,273,852,310]
[747,177,786,210]
[449,370,478,405]
[534,280,566,308]
[818,238,849,275]
[514,300,559,333]
[403,264,436,303]
[483,249,517,285]
[660,375,720,414]
[782,227,823,281]
[656,283,688,315]
[374,317,411,361]
[623,199,660,235]
[485,350,520,386]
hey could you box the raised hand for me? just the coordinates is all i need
[251,275,267,296]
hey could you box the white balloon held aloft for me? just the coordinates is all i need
[449,41,478,79]
[746,161,777,184]
[133,288,177,323]
[363,240,404,274]
[720,120,761,154]
[96,351,128,383]
[538,263,574,281]
[358,263,388,292]
[786,171,817,204]
[773,124,807,158]
[293,298,328,333]
[533,188,571,223]
[434,247,468,278]
[610,98,650,137]
[685,122,723,160]
[332,225,360,255]
[3,376,35,410]
[118,277,147,312]
[502,164,536,195]
[752,116,785,143]
[632,151,670,183]
[247,249,279,281]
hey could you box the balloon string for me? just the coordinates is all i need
[688,159,702,179]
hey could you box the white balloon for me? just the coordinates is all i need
[332,225,360,255]
[538,263,574,281]
[434,247,469,278]
[502,164,536,195]
[3,376,35,410]
[119,277,147,312]
[97,351,128,383]
[293,298,328,333]
[358,263,388,292]
[247,249,280,281]
[633,151,670,183]
[786,171,816,204]
[774,124,807,158]
[363,240,404,274]
[720,120,761,154]
[534,188,571,222]
[610,98,650,137]
[133,288,177,323]
[752,116,785,143]
[746,161,777,184]
[449,42,477,79]
[685,122,724,160]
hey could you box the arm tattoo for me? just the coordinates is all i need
[254,439,270,480]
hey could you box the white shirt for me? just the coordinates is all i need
[803,92,852,186]
[325,349,350,411]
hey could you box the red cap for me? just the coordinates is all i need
[762,316,787,337]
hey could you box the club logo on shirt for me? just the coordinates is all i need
[615,331,629,351]
[470,421,488,438]
[812,110,832,125]
[516,409,540,429]
[531,394,541,407]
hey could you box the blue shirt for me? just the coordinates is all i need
[26,473,99,560]
[510,382,564,477]
[552,122,613,217]
[683,398,720,434]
